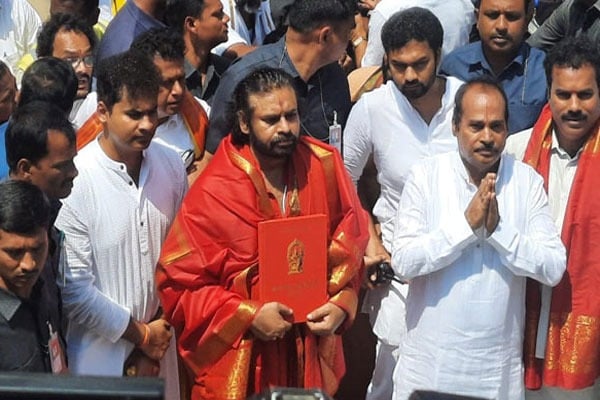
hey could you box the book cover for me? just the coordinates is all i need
[258,214,328,323]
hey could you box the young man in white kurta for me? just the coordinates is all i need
[343,9,463,399]
[391,78,565,400]
[55,51,187,400]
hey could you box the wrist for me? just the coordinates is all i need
[352,36,366,48]
[139,323,150,347]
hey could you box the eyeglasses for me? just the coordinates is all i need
[181,149,195,169]
[63,55,94,69]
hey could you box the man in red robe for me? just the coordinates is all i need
[157,67,369,400]
[505,35,600,399]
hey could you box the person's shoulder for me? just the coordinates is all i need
[229,41,282,70]
[210,53,231,74]
[445,75,466,93]
[504,128,533,160]
[148,140,183,168]
[444,42,480,61]
[525,43,547,64]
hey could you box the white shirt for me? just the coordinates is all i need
[56,139,186,393]
[0,0,41,84]
[505,128,580,358]
[153,98,211,161]
[362,0,474,67]
[213,0,275,56]
[69,92,98,130]
[343,76,463,345]
[391,152,566,400]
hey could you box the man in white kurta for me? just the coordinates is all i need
[55,51,187,400]
[343,9,463,399]
[391,78,566,400]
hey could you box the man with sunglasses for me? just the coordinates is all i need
[37,13,98,129]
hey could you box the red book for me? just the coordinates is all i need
[258,214,328,323]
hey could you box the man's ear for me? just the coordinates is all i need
[475,8,480,31]
[97,101,109,124]
[184,16,197,33]
[14,158,34,181]
[317,25,332,45]
[238,111,250,135]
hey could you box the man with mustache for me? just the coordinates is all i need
[0,180,57,373]
[156,67,369,400]
[343,8,464,400]
[55,50,186,400]
[3,102,78,374]
[131,27,210,184]
[391,77,566,399]
[505,35,600,400]
[36,13,98,129]
[440,0,547,134]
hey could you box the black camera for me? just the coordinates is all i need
[367,261,402,285]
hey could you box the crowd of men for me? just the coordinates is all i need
[0,0,599,399]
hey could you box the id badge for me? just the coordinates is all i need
[329,110,342,156]
[48,322,67,374]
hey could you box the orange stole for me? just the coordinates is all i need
[523,104,600,390]
[75,90,208,154]
[157,136,368,400]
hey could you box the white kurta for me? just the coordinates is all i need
[391,152,566,400]
[344,76,463,346]
[152,98,211,160]
[56,139,187,398]
[0,0,41,84]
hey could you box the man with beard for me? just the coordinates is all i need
[156,67,369,400]
[440,0,547,134]
[213,0,275,59]
[505,35,600,400]
[343,8,464,399]
[36,13,98,129]
[391,77,565,399]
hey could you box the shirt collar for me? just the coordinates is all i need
[0,288,21,321]
[467,41,530,73]
[184,59,197,81]
[277,36,301,79]
[551,128,584,161]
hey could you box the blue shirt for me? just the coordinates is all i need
[96,0,165,62]
[0,122,9,180]
[206,37,352,153]
[440,42,547,134]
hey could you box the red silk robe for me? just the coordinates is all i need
[157,135,369,400]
